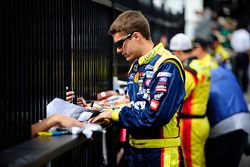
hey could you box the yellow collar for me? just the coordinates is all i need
[138,43,164,65]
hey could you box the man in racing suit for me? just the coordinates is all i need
[89,10,186,167]
[170,33,211,167]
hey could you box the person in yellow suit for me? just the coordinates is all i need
[169,33,211,167]
[207,34,231,70]
[192,37,218,71]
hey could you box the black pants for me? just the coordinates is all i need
[233,52,249,93]
[205,130,248,167]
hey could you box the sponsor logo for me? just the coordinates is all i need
[159,77,168,82]
[146,71,154,78]
[156,85,167,89]
[138,79,143,84]
[133,64,138,71]
[154,92,164,100]
[129,73,135,80]
[157,81,167,85]
[157,72,172,77]
[139,72,145,77]
[146,89,150,94]
[143,93,149,100]
[155,85,167,92]
[145,65,154,70]
[131,101,146,110]
[145,79,151,87]
[150,99,160,111]
[137,88,145,95]
[143,52,154,62]
[134,73,139,83]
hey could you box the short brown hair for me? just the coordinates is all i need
[108,10,151,40]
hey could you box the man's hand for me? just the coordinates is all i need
[77,97,88,107]
[88,110,112,123]
[57,114,83,128]
[66,91,75,103]
[66,92,88,107]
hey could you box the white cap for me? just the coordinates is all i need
[169,33,192,51]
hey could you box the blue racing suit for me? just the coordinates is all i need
[207,66,249,127]
[112,43,186,167]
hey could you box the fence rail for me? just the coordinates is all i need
[0,133,104,167]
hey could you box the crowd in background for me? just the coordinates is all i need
[195,11,250,94]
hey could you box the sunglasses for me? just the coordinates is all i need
[115,33,133,49]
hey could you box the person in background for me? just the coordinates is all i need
[192,37,218,70]
[191,37,250,167]
[218,17,235,50]
[205,65,250,167]
[89,10,186,167]
[169,33,210,167]
[208,34,231,70]
[230,28,250,93]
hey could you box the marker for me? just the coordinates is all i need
[90,100,94,107]
[38,131,68,136]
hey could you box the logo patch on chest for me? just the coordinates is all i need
[150,99,160,111]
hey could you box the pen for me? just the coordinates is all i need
[38,131,68,136]
[90,100,94,107]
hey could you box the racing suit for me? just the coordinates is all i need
[213,44,230,69]
[199,53,218,70]
[205,66,249,167]
[180,57,211,167]
[112,43,186,167]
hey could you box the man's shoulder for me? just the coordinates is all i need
[154,49,185,81]
[158,48,175,58]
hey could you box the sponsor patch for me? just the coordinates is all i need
[131,101,146,110]
[138,79,143,84]
[139,72,145,77]
[155,85,167,92]
[133,64,138,71]
[157,72,172,77]
[157,81,167,85]
[145,79,151,87]
[155,88,167,92]
[156,85,167,89]
[159,77,168,82]
[137,87,145,95]
[143,93,149,100]
[154,92,164,100]
[129,73,135,80]
[146,71,154,78]
[134,73,139,83]
[145,65,154,70]
[143,52,154,62]
[150,99,160,111]
[146,89,150,94]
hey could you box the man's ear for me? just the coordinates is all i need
[132,32,141,41]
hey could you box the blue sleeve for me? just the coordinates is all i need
[119,62,185,131]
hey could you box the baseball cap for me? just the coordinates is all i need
[169,33,193,51]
